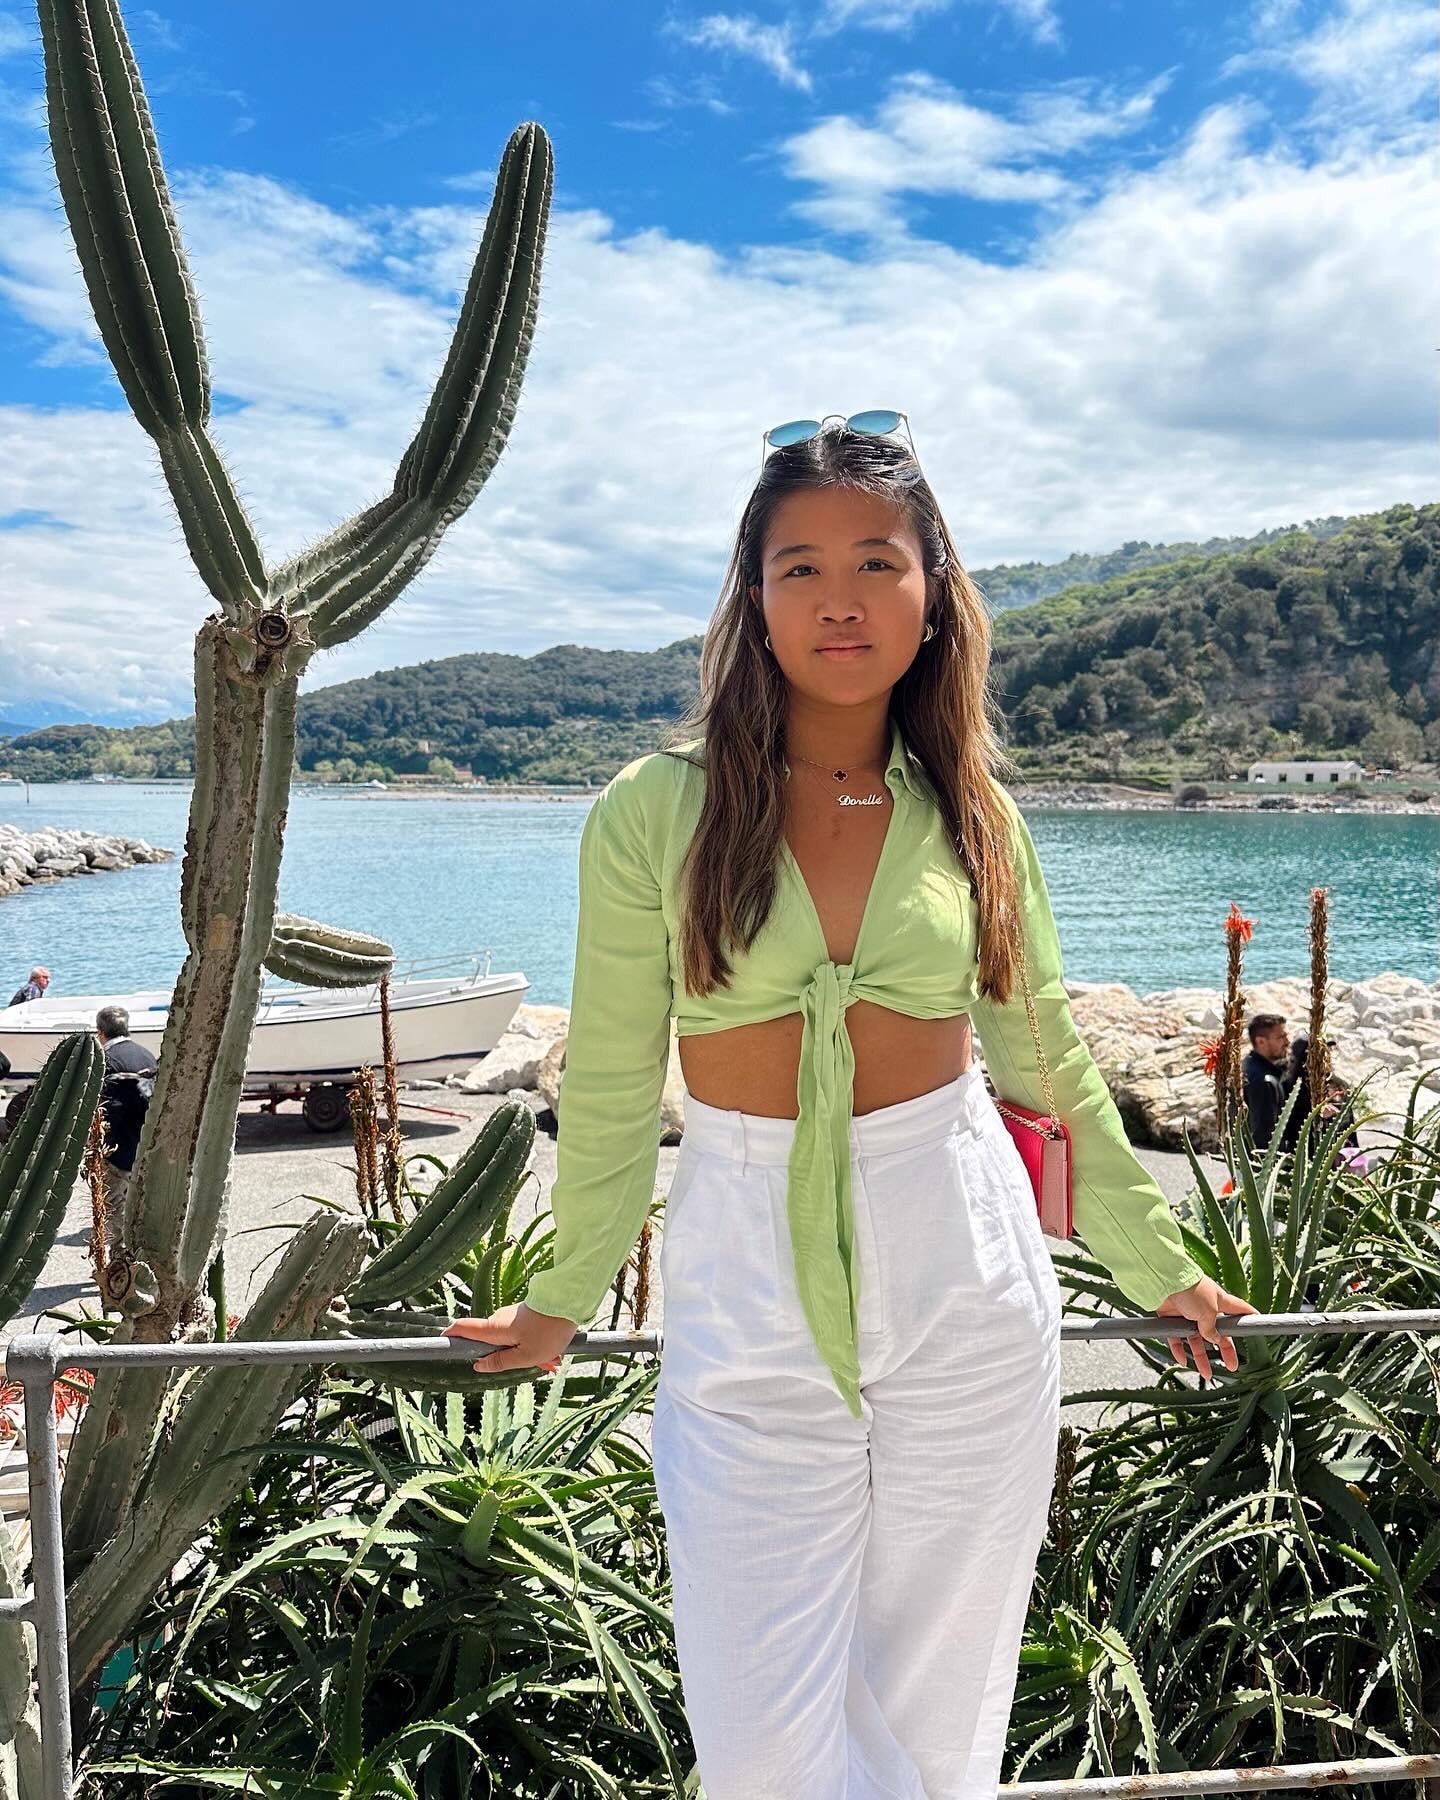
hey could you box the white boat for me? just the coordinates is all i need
[0,953,528,1129]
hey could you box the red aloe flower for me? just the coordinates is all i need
[54,1367,96,1420]
[1199,1035,1223,1076]
[0,1379,21,1440]
[1225,903,1255,944]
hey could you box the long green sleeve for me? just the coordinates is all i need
[523,772,673,1325]
[970,793,1206,1311]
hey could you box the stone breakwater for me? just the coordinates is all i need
[451,970,1440,1157]
[0,824,172,899]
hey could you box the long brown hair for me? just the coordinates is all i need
[658,422,1024,1005]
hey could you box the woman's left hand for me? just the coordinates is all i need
[1154,1276,1259,1378]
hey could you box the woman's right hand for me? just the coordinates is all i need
[444,1303,578,1375]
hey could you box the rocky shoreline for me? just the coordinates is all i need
[329,781,1438,815]
[1013,781,1439,816]
[452,970,1440,1158]
[0,825,172,899]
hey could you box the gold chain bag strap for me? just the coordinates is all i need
[990,927,1074,1240]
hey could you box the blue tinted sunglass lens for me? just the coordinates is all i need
[766,419,822,448]
[847,409,902,434]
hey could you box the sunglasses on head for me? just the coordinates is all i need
[761,409,918,469]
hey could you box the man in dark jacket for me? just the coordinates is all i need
[95,1004,158,1204]
[8,966,50,1008]
[1241,1013,1290,1149]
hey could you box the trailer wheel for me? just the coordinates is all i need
[302,1084,350,1133]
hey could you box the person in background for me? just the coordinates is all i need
[95,1004,158,1208]
[1242,1013,1290,1149]
[8,966,50,1008]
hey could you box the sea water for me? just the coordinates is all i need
[1,783,1435,1003]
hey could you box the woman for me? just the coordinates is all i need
[448,414,1256,1798]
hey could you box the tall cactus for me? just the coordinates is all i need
[0,1035,102,1324]
[30,0,553,1595]
[66,1213,368,1687]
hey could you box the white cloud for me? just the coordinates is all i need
[637,73,738,118]
[0,16,29,60]
[818,0,1062,49]
[779,71,1171,234]
[0,17,1435,723]
[673,13,814,92]
[1225,0,1438,134]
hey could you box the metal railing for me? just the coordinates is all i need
[3,1309,1439,1800]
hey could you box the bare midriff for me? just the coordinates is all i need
[677,1005,973,1120]
[677,765,973,1117]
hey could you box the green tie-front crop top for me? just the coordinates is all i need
[523,715,1206,1416]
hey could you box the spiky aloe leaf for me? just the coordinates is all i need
[0,1031,102,1326]
[263,916,394,989]
[350,1102,535,1307]
[66,1211,366,1687]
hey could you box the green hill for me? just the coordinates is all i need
[976,511,1350,612]
[3,501,1434,785]
[989,501,1438,780]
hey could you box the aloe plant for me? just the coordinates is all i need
[83,1358,688,1796]
[0,0,553,1755]
[1010,1072,1440,1786]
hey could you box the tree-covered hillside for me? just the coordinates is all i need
[976,512,1350,612]
[3,502,1434,785]
[991,501,1438,778]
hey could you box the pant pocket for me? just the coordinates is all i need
[658,1139,703,1288]
[660,1149,788,1335]
[844,1158,885,1336]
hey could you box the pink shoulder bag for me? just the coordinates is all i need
[990,935,1074,1241]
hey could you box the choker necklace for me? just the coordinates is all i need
[786,747,887,806]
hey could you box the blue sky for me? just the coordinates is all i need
[0,0,1435,725]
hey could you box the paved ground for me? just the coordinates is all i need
[3,1086,1235,1433]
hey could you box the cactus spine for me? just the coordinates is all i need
[16,0,553,1697]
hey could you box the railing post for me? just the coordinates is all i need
[9,1334,74,1800]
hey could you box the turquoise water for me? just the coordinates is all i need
[1,784,1436,1003]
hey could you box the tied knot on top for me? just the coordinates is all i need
[791,957,866,1417]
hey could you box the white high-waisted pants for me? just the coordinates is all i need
[652,1064,1063,1800]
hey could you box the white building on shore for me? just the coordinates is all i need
[1247,758,1363,785]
